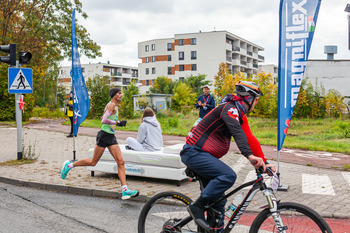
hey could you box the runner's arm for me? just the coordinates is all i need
[101,103,117,125]
[101,110,116,125]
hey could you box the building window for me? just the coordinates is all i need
[152,67,156,74]
[151,44,155,51]
[191,51,197,60]
[146,80,150,86]
[168,67,172,75]
[179,39,184,46]
[81,67,85,73]
[145,45,149,52]
[146,57,149,63]
[179,65,184,71]
[191,38,196,45]
[145,68,149,75]
[152,56,155,62]
[179,77,184,82]
[167,55,171,61]
[167,43,172,51]
[191,64,197,71]
[179,52,184,60]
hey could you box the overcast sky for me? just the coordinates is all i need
[62,0,350,68]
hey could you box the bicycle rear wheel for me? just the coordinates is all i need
[138,191,197,233]
[249,202,332,233]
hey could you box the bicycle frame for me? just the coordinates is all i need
[211,175,266,232]
[172,170,280,233]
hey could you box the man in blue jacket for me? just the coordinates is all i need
[196,85,215,119]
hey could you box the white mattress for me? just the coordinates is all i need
[88,144,186,169]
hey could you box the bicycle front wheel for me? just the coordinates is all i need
[138,191,197,233]
[249,202,332,233]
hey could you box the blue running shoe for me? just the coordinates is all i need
[60,160,72,179]
[122,189,139,200]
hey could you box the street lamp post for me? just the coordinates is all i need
[345,4,350,50]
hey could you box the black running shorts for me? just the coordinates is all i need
[96,130,118,148]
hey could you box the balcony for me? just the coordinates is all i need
[226,56,232,62]
[111,81,123,86]
[247,51,253,56]
[258,55,265,61]
[240,60,247,66]
[253,64,259,69]
[232,46,240,52]
[131,73,138,77]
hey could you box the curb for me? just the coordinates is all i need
[0,176,149,203]
[1,176,350,219]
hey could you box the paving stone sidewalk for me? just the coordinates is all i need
[0,125,349,219]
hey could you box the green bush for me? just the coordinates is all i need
[156,112,168,119]
[167,117,179,128]
[31,107,65,118]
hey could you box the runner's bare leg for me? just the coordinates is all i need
[108,144,126,186]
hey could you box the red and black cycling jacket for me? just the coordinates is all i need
[186,97,266,162]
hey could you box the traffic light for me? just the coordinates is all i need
[0,43,16,66]
[18,51,32,64]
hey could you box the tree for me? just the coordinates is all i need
[119,82,139,119]
[149,76,177,94]
[171,83,196,115]
[183,74,210,97]
[86,75,110,119]
[0,0,101,120]
[214,62,247,101]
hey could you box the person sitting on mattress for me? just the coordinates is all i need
[126,107,163,151]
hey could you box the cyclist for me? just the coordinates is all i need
[180,81,276,231]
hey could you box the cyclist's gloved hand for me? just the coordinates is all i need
[248,155,266,171]
[116,120,127,127]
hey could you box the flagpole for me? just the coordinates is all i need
[73,135,76,161]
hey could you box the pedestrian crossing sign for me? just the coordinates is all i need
[8,68,33,94]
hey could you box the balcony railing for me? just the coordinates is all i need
[253,64,259,69]
[232,46,240,52]
[247,51,253,56]
[226,56,232,62]
[258,55,265,61]
[240,60,247,66]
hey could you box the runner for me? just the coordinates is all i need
[60,87,139,200]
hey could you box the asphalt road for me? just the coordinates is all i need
[0,182,143,233]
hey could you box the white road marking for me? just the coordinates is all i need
[302,174,335,195]
[231,157,249,173]
[342,172,350,187]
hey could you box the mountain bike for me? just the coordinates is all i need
[138,166,332,233]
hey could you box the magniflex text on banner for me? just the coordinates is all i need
[71,8,89,137]
[277,0,322,151]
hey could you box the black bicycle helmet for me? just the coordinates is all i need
[235,81,263,97]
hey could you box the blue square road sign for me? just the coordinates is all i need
[8,68,33,94]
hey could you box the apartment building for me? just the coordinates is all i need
[138,30,264,93]
[58,63,138,93]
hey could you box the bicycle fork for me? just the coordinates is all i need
[262,189,287,233]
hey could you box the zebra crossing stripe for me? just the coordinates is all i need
[342,172,350,186]
[232,156,249,173]
[302,174,335,196]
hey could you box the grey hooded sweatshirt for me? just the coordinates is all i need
[137,116,163,151]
